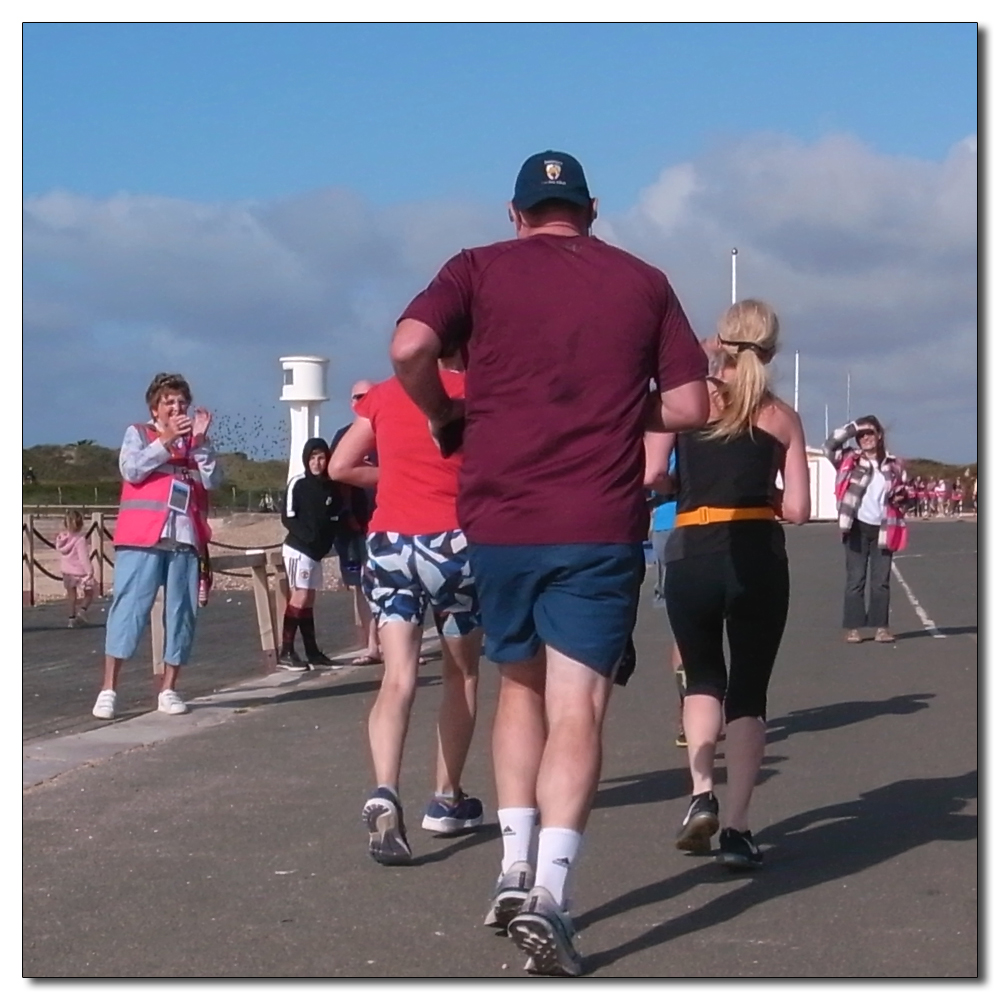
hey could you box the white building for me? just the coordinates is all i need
[806,446,838,520]
[280,356,330,483]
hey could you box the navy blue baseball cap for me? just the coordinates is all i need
[512,150,592,210]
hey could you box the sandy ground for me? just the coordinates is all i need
[23,513,347,605]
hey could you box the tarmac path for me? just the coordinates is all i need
[22,520,978,979]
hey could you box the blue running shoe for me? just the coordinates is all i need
[421,791,484,835]
[362,787,412,865]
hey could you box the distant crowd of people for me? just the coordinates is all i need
[903,475,976,519]
[71,150,975,977]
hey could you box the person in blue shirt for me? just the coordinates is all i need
[646,447,687,747]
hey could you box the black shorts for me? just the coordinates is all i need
[664,548,789,723]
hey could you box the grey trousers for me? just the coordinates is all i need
[842,520,893,628]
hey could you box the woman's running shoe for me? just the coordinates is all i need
[675,791,719,852]
[362,787,412,865]
[717,827,764,870]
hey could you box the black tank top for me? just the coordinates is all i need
[664,424,787,561]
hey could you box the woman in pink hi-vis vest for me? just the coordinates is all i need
[92,373,222,722]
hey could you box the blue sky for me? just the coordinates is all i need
[22,20,979,462]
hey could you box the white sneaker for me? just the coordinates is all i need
[75,610,89,625]
[92,689,116,719]
[157,689,188,715]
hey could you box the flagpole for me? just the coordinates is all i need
[793,351,800,412]
[731,247,738,304]
[824,404,829,439]
[846,371,851,422]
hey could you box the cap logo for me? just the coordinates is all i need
[544,160,562,181]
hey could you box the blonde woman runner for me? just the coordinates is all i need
[650,299,809,870]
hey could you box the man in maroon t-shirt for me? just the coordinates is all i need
[389,150,709,975]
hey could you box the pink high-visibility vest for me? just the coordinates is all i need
[113,424,211,550]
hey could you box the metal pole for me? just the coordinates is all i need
[731,247,738,305]
[793,351,800,412]
[846,371,851,422]
[824,404,829,440]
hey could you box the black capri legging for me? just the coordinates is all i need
[664,548,790,723]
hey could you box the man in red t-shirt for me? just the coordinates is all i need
[328,358,484,867]
[386,151,709,975]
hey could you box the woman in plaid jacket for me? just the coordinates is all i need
[823,415,908,644]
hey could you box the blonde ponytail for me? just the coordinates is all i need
[704,298,779,441]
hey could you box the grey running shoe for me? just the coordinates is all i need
[717,827,763,870]
[483,860,534,929]
[362,787,413,865]
[676,791,720,853]
[507,886,582,977]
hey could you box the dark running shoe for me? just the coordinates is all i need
[717,827,763,870]
[421,791,484,835]
[277,649,309,672]
[362,787,413,865]
[507,886,582,977]
[676,791,720,853]
[305,651,341,670]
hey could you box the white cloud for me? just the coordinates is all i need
[598,132,977,460]
[22,131,977,462]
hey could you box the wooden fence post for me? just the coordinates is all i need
[248,553,278,672]
[96,512,107,597]
[150,587,165,676]
[23,515,35,607]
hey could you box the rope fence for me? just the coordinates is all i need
[22,511,283,606]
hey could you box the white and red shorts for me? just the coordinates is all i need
[282,545,324,592]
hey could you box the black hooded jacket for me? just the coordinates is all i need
[282,437,344,561]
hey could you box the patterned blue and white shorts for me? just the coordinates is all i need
[363,530,481,636]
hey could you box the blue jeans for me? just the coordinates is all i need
[105,546,200,665]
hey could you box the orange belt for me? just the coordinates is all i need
[673,506,777,528]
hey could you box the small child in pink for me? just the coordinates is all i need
[55,510,95,627]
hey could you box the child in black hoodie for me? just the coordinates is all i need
[279,437,343,670]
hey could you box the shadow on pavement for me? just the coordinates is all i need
[410,823,502,866]
[23,622,106,634]
[765,693,935,745]
[578,769,978,972]
[893,626,978,641]
[593,759,785,811]
[204,673,443,711]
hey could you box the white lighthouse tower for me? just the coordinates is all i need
[280,355,330,483]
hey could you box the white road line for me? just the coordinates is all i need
[891,562,946,639]
[894,550,977,559]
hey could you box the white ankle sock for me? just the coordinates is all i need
[497,807,537,872]
[534,827,582,910]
